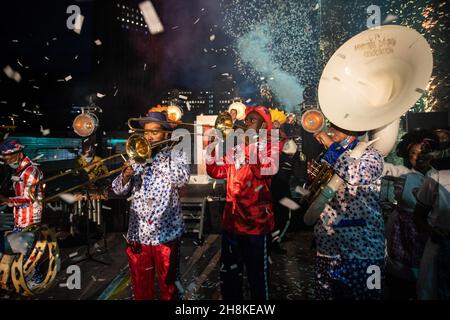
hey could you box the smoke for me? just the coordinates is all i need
[237,24,304,111]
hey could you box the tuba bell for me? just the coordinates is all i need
[302,25,433,205]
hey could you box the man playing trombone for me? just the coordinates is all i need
[112,111,190,300]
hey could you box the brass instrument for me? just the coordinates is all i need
[303,159,335,205]
[301,25,433,208]
[128,112,247,139]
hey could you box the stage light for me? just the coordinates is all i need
[72,111,99,137]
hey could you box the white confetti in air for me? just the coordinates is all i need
[221,73,229,76]
[171,26,179,30]
[44,56,50,61]
[32,154,44,161]
[144,63,147,71]
[210,65,217,68]
[74,55,78,60]
[59,283,67,288]
[74,14,84,34]
[279,197,300,210]
[59,193,77,204]
[254,185,263,192]
[103,131,106,135]
[246,98,252,103]
[91,275,97,282]
[52,37,57,41]
[40,126,50,136]
[139,1,164,35]
[175,280,185,294]
[33,86,39,90]
[179,95,188,100]
[69,252,78,258]
[3,133,9,140]
[113,88,119,96]
[186,101,191,111]
[12,40,19,43]
[3,65,21,82]
[203,48,208,53]
[102,205,112,210]
[65,75,72,81]
[295,185,310,197]
[17,59,23,67]
[193,18,200,24]
[230,264,238,270]
[268,256,273,264]
[94,39,102,46]
[22,102,26,107]
[209,34,215,41]
[97,93,106,98]
[383,14,398,24]
[0,101,6,104]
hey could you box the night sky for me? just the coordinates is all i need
[0,0,242,135]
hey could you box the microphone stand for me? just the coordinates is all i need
[71,186,110,265]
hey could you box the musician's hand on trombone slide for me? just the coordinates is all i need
[121,161,134,186]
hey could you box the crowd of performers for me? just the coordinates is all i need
[0,104,449,300]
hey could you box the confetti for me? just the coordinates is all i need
[65,75,73,81]
[193,18,200,24]
[179,95,188,100]
[40,126,50,136]
[203,48,208,53]
[91,275,97,282]
[186,101,191,111]
[3,65,21,82]
[101,205,112,210]
[295,185,310,197]
[69,252,78,258]
[44,56,50,61]
[94,39,102,46]
[230,264,238,270]
[254,185,263,192]
[139,1,164,35]
[209,34,216,41]
[59,193,77,204]
[171,26,179,30]
[279,197,300,210]
[97,93,106,98]
[32,154,44,161]
[383,14,398,24]
[17,59,23,67]
[74,14,84,34]
[33,86,40,90]
[210,65,217,68]
[246,98,252,103]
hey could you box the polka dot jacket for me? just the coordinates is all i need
[314,147,385,260]
[112,149,190,245]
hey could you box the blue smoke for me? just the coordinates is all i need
[237,24,304,111]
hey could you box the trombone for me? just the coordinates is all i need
[41,135,178,203]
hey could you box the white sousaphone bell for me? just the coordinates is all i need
[318,25,433,155]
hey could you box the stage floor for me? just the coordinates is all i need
[0,231,316,300]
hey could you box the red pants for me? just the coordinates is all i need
[126,239,181,300]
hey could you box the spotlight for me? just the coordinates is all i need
[72,110,99,137]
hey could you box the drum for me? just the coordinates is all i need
[0,224,60,296]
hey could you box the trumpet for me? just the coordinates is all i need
[129,112,247,139]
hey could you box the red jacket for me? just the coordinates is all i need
[206,139,284,235]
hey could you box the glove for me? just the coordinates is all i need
[282,139,298,155]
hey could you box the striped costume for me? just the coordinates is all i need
[8,156,43,229]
